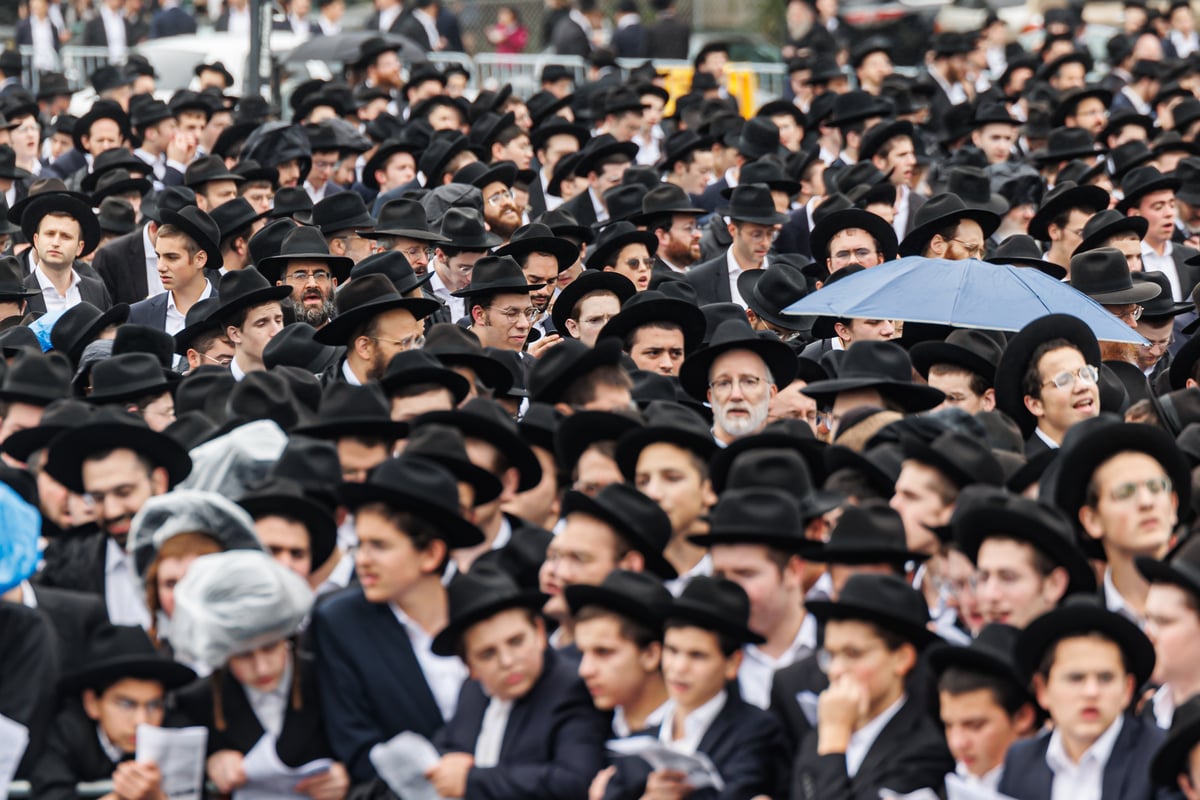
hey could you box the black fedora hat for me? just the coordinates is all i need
[1171,331,1200,389]
[1175,156,1200,206]
[1073,208,1150,256]
[716,183,789,226]
[451,255,541,297]
[172,297,223,357]
[584,221,659,270]
[858,119,916,163]
[604,184,654,226]
[256,225,354,285]
[809,208,898,265]
[209,197,270,245]
[575,134,639,177]
[678,319,799,402]
[528,336,624,405]
[736,116,784,161]
[736,261,812,331]
[1015,594,1155,687]
[182,154,243,189]
[1151,694,1200,786]
[657,129,713,172]
[340,454,486,551]
[1068,247,1162,304]
[313,274,440,345]
[50,302,131,366]
[0,255,39,301]
[546,150,585,199]
[160,207,224,271]
[808,499,927,565]
[141,185,199,226]
[361,135,424,192]
[1027,181,1108,241]
[60,624,196,696]
[614,400,716,481]
[19,191,102,257]
[1,398,95,464]
[598,289,707,352]
[416,397,543,491]
[1136,537,1200,614]
[901,430,1005,489]
[911,328,1004,382]
[553,408,643,473]
[994,313,1101,437]
[898,193,1001,257]
[379,349,471,404]
[359,198,450,243]
[538,207,593,244]
[87,352,176,405]
[954,485,1097,595]
[404,422,504,506]
[352,250,432,294]
[1117,165,1182,212]
[72,99,130,153]
[431,563,548,656]
[494,222,578,272]
[688,486,822,555]
[667,575,765,645]
[237,477,338,570]
[1030,127,1105,166]
[422,324,513,393]
[709,418,827,490]
[801,341,944,412]
[268,187,313,224]
[311,192,375,235]
[210,268,292,325]
[262,322,343,374]
[726,158,800,199]
[88,169,152,205]
[948,166,1009,216]
[248,218,301,268]
[1101,140,1156,185]
[1138,271,1194,320]
[438,207,502,251]
[44,407,192,494]
[1051,85,1115,127]
[560,483,677,579]
[809,572,939,648]
[0,351,71,406]
[550,270,636,339]
[293,382,408,442]
[529,116,588,153]
[927,623,1032,700]
[630,184,706,227]
[564,569,673,627]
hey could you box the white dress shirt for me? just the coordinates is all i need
[953,761,1003,792]
[429,269,464,320]
[166,281,213,336]
[1103,568,1143,627]
[317,14,341,35]
[892,185,914,240]
[1142,240,1184,301]
[1033,426,1061,451]
[29,15,57,72]
[664,553,712,597]
[106,538,151,629]
[378,4,402,31]
[99,3,127,61]
[244,659,293,739]
[613,701,669,738]
[658,689,727,755]
[35,266,81,315]
[724,247,765,309]
[225,6,251,36]
[389,602,468,721]
[1046,714,1123,800]
[738,613,817,709]
[474,697,513,768]
[845,694,906,778]
[413,8,441,49]
[341,359,363,386]
[144,224,164,298]
[230,357,248,382]
[590,187,608,224]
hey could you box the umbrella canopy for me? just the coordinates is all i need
[283,32,429,66]
[781,256,1148,345]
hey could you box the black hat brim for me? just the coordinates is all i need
[597,298,707,353]
[431,590,548,656]
[1015,602,1155,687]
[956,506,1097,596]
[810,208,899,264]
[494,235,580,272]
[994,314,1101,438]
[339,481,486,549]
[550,271,636,339]
[802,376,945,413]
[45,422,192,494]
[56,304,131,364]
[313,296,441,345]
[20,193,103,258]
[237,492,338,570]
[678,335,800,402]
[379,364,472,406]
[615,424,717,482]
[257,251,354,285]
[60,656,196,696]
[565,582,668,625]
[415,409,543,492]
[667,594,766,645]
[585,230,660,271]
[807,597,939,648]
[1117,175,1183,213]
[898,208,1002,257]
[293,415,410,445]
[560,491,677,579]
[910,340,998,382]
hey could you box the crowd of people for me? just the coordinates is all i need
[8,1,1200,799]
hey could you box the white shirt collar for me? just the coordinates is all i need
[342,358,363,386]
[955,761,1004,792]
[1034,425,1061,450]
[613,701,669,738]
[664,552,711,596]
[657,689,727,755]
[243,658,293,739]
[230,357,248,382]
[1103,568,1143,626]
[846,694,906,778]
[1047,713,1124,774]
[739,613,817,708]
[590,187,608,223]
[97,724,126,763]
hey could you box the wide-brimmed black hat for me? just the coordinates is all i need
[550,270,636,339]
[911,328,1004,382]
[403,422,503,506]
[528,336,624,405]
[726,159,800,200]
[210,268,292,325]
[736,262,812,331]
[311,192,375,236]
[986,234,1066,279]
[314,274,440,345]
[19,190,102,257]
[948,166,1009,216]
[809,572,939,647]
[801,341,944,412]
[256,225,354,285]
[630,184,706,227]
[1073,208,1149,256]
[614,400,716,481]
[451,255,541,297]
[50,302,131,366]
[1152,694,1200,786]
[1027,181,1112,243]
[207,198,268,247]
[87,352,176,405]
[994,313,1101,437]
[688,485,822,555]
[553,408,643,472]
[565,569,673,628]
[361,135,424,192]
[438,207,502,252]
[431,563,548,656]
[716,183,789,226]
[858,119,915,163]
[268,187,313,225]
[1117,165,1182,212]
[423,325,514,393]
[1137,538,1200,620]
[1052,85,1115,128]
[44,407,192,494]
[1015,594,1155,686]
[293,382,408,442]
[808,499,927,565]
[88,168,152,204]
[575,134,639,177]
[1,398,95,463]
[238,477,338,570]
[360,199,450,245]
[560,483,676,579]
[598,289,707,352]
[665,575,765,645]
[809,208,898,265]
[0,351,71,406]
[72,99,130,153]
[261,322,343,374]
[584,220,659,271]
[1137,271,1193,320]
[678,319,798,402]
[160,206,224,271]
[379,349,471,404]
[60,624,196,696]
[416,397,543,491]
[1069,247,1162,304]
[182,155,243,190]
[954,486,1096,595]
[529,116,588,153]
[1054,420,1190,523]
[351,249,432,294]
[172,297,223,357]
[494,222,578,271]
[901,430,1005,489]
[898,193,1001,257]
[341,454,486,550]
[1030,127,1105,166]
[657,129,713,172]
[927,623,1032,700]
[0,255,35,303]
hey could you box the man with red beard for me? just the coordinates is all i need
[639,184,705,277]
[257,226,353,327]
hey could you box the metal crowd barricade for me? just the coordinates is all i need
[18,45,118,96]
[473,52,587,98]
[8,779,114,799]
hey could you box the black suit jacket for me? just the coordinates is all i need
[1024,430,1053,458]
[24,268,113,314]
[149,6,197,38]
[366,9,405,33]
[127,280,219,332]
[791,695,954,800]
[643,15,690,60]
[27,585,111,677]
[395,11,437,51]
[35,527,108,599]
[312,587,448,783]
[30,703,122,800]
[82,15,133,47]
[92,227,150,305]
[998,714,1170,800]
[1170,243,1200,300]
[769,653,827,757]
[698,178,730,214]
[604,689,788,800]
[1,602,58,779]
[551,16,592,56]
[611,23,646,59]
[433,647,610,800]
[686,251,734,305]
[558,188,600,230]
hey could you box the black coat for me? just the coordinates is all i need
[30,703,122,800]
[686,251,734,305]
[91,226,151,305]
[551,15,592,57]
[16,17,64,49]
[126,278,220,332]
[998,714,1170,800]
[395,11,437,51]
[28,585,112,677]
[558,188,600,230]
[471,513,554,591]
[24,266,114,314]
[1,602,58,779]
[611,23,646,59]
[790,695,954,800]
[604,689,788,800]
[642,15,691,60]
[433,647,610,800]
[82,15,133,47]
[36,527,108,599]
[149,6,197,38]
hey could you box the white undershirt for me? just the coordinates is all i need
[106,537,151,629]
[474,697,513,767]
[99,4,127,61]
[166,281,213,336]
[389,602,468,721]
[244,659,292,739]
[1046,714,1123,800]
[657,689,726,755]
[738,613,817,709]
[35,265,81,314]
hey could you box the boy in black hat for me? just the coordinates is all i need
[30,625,196,800]
[910,328,1002,414]
[602,576,788,800]
[1120,165,1200,302]
[687,184,789,307]
[22,191,111,314]
[1139,537,1200,729]
[129,207,220,335]
[429,208,501,320]
[1000,597,1164,800]
[211,270,291,380]
[458,255,545,356]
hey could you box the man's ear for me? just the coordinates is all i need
[194,249,207,269]
[82,688,101,721]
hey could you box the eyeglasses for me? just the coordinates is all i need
[486,188,515,207]
[1041,364,1099,390]
[488,305,538,322]
[312,159,338,171]
[671,222,700,235]
[950,238,985,257]
[1111,304,1144,323]
[742,228,779,243]
[622,257,655,271]
[199,351,233,367]
[1109,476,1172,502]
[931,574,978,598]
[831,247,879,264]
[370,334,425,350]
[1143,334,1174,351]
[401,246,435,261]
[285,269,332,283]
[709,375,765,395]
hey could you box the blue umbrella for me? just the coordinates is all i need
[781,256,1148,345]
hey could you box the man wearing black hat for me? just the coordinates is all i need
[1136,537,1200,730]
[426,208,501,322]
[636,183,706,275]
[128,207,220,335]
[859,119,927,237]
[686,184,788,307]
[90,185,196,306]
[1121,166,1200,303]
[258,226,352,328]
[999,598,1164,800]
[459,255,548,358]
[495,222,577,327]
[207,269,291,381]
[558,134,637,228]
[911,329,1002,414]
[22,191,111,314]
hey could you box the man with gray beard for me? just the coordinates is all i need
[677,319,800,446]
[256,226,353,328]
